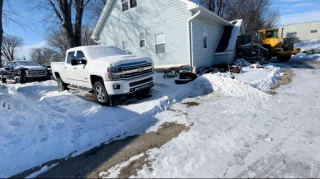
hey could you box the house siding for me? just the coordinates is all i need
[99,0,191,67]
[191,16,224,68]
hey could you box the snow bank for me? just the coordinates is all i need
[234,66,283,92]
[295,39,320,52]
[0,67,281,177]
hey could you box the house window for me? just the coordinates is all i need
[139,31,146,48]
[311,30,318,33]
[155,33,165,54]
[121,0,137,12]
[203,28,207,48]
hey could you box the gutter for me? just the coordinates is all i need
[91,0,115,44]
[188,9,201,71]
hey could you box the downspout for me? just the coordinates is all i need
[188,9,201,71]
[91,0,115,44]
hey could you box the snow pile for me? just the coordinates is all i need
[295,39,320,52]
[203,73,271,100]
[234,66,283,92]
[290,53,320,61]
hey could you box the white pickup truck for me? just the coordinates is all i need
[51,46,155,105]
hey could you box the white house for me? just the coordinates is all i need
[280,21,320,42]
[91,0,244,70]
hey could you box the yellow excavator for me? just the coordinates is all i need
[257,28,300,61]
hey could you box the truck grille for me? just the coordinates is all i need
[28,70,46,77]
[121,63,153,79]
[129,77,153,87]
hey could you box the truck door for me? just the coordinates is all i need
[64,51,80,85]
[74,50,90,88]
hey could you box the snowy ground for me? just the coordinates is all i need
[295,39,320,52]
[0,63,282,178]
[1,42,320,177]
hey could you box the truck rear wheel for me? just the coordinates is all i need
[57,77,69,91]
[94,81,110,106]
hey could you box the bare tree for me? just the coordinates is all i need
[46,28,70,57]
[46,24,96,58]
[31,47,64,65]
[1,34,23,61]
[200,0,227,17]
[224,0,279,35]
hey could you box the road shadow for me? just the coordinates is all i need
[269,56,320,69]
[8,76,213,178]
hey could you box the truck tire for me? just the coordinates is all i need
[1,76,6,84]
[94,81,110,106]
[57,77,69,91]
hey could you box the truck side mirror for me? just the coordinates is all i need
[71,58,78,66]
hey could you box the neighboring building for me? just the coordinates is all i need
[280,21,320,42]
[92,0,244,70]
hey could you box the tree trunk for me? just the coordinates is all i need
[56,0,77,48]
[0,0,4,68]
[74,0,84,46]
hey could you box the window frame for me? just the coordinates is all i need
[66,51,75,64]
[139,30,146,49]
[203,27,208,49]
[311,30,318,33]
[155,32,166,54]
[121,0,138,12]
[76,51,86,60]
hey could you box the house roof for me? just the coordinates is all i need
[91,0,232,41]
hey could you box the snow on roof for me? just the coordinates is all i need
[225,19,243,52]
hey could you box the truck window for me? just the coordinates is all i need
[76,51,86,60]
[66,51,75,64]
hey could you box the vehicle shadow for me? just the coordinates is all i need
[9,76,213,178]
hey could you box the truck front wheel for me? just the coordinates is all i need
[94,81,110,106]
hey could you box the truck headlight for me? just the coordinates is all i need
[108,73,124,80]
[107,67,123,73]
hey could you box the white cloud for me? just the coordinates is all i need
[280,10,320,25]
[17,41,47,60]
[292,3,314,7]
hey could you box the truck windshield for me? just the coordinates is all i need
[266,31,277,38]
[16,61,40,66]
[86,46,128,60]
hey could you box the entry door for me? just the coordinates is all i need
[64,51,80,85]
[73,51,90,88]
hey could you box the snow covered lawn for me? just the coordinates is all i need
[0,64,283,178]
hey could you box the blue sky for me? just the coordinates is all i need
[3,0,320,59]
